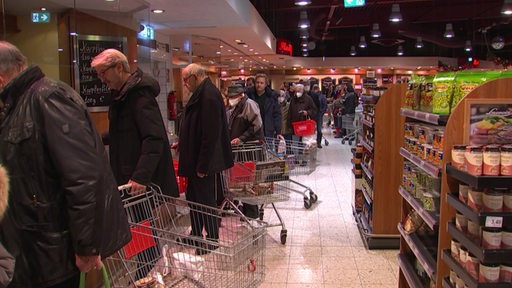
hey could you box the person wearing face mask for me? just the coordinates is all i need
[289,83,317,140]
[278,90,293,142]
[225,84,263,219]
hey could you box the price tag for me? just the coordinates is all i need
[485,216,503,228]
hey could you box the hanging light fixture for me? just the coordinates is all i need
[444,23,455,38]
[397,45,404,56]
[464,40,472,52]
[502,0,512,15]
[359,36,367,48]
[302,47,308,52]
[415,37,424,48]
[370,23,381,38]
[301,39,308,47]
[389,4,402,22]
[294,0,311,6]
[298,11,310,29]
[303,51,309,57]
[350,46,357,56]
[300,29,309,39]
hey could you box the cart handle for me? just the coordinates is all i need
[247,258,257,272]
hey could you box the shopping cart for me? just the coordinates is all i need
[341,114,358,145]
[220,141,290,244]
[264,137,319,209]
[104,185,266,288]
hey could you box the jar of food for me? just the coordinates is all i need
[465,145,483,175]
[504,190,512,212]
[468,187,484,211]
[501,263,512,282]
[459,184,469,204]
[452,145,467,170]
[449,270,457,285]
[451,239,461,260]
[467,219,481,242]
[437,131,445,150]
[459,246,468,267]
[483,145,501,176]
[437,150,444,167]
[479,262,501,283]
[482,188,504,212]
[502,145,512,176]
[465,252,479,280]
[482,228,502,249]
[423,144,433,161]
[455,212,468,232]
[502,227,512,249]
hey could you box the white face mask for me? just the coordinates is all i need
[304,85,310,92]
[229,97,241,107]
[278,96,285,103]
[296,92,303,98]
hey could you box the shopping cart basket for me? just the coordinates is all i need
[341,114,358,145]
[220,141,290,244]
[264,137,319,209]
[104,184,266,288]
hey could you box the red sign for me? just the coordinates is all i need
[276,38,292,56]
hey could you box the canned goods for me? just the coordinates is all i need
[483,145,501,176]
[482,188,504,212]
[465,145,483,175]
[468,187,484,211]
[479,262,501,283]
[482,228,502,249]
[459,184,469,204]
[502,145,512,176]
[452,145,466,170]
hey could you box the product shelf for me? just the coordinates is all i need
[400,147,441,178]
[360,138,374,153]
[446,163,512,189]
[397,253,425,288]
[361,163,374,180]
[361,118,374,128]
[447,222,512,264]
[400,108,449,125]
[441,249,512,288]
[361,180,373,204]
[398,223,437,282]
[399,186,439,230]
[446,193,512,228]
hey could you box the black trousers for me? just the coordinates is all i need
[185,173,220,240]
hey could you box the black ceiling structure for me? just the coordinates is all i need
[250,0,512,61]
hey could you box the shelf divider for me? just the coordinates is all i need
[401,108,449,125]
[399,186,439,230]
[398,223,437,281]
[399,147,441,178]
[446,163,512,189]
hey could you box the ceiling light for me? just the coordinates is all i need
[298,11,310,29]
[359,36,367,48]
[301,39,308,47]
[303,52,309,57]
[331,68,336,73]
[295,0,311,5]
[389,4,402,22]
[397,45,404,56]
[444,23,455,38]
[234,39,243,43]
[41,7,47,10]
[300,30,309,39]
[370,23,381,38]
[464,40,472,52]
[302,47,308,52]
[151,9,164,14]
[415,37,424,48]
[502,0,512,15]
[350,46,357,56]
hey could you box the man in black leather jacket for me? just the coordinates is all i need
[0,41,131,288]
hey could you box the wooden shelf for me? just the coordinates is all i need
[398,224,437,282]
[360,138,374,153]
[399,186,439,230]
[361,118,374,128]
[401,108,449,125]
[400,147,441,178]
[447,193,512,228]
[446,163,512,189]
[447,222,512,264]
[398,253,425,288]
[441,249,512,288]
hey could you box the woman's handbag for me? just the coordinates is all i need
[79,262,110,288]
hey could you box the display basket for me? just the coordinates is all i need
[291,119,316,136]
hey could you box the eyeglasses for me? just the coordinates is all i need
[183,74,196,83]
[97,63,117,78]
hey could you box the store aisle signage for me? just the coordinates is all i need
[31,12,50,23]
[344,0,365,8]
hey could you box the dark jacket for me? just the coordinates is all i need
[246,86,282,137]
[343,92,358,115]
[289,94,318,126]
[227,96,263,142]
[311,91,328,116]
[178,78,233,177]
[0,66,131,287]
[108,68,179,197]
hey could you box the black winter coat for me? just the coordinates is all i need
[289,94,318,125]
[108,68,179,197]
[246,86,282,137]
[178,78,233,176]
[0,66,131,287]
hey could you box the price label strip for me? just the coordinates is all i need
[485,216,503,228]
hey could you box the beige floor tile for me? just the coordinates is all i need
[287,265,324,284]
[358,268,399,285]
[322,268,360,284]
[321,257,358,271]
[265,267,289,283]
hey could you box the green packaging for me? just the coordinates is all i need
[420,75,435,113]
[451,70,501,112]
[404,75,422,110]
[432,72,455,115]
[500,70,512,78]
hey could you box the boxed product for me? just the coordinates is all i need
[432,72,456,115]
[451,70,501,113]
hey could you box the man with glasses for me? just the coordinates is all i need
[173,63,233,255]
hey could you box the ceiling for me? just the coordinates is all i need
[250,0,512,60]
[2,0,511,71]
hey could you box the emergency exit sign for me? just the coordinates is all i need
[31,12,51,23]
[344,0,365,8]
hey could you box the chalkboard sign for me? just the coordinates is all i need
[75,35,126,111]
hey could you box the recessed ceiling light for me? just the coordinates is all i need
[235,39,243,43]
[41,7,47,11]
[295,0,311,6]
[151,9,164,14]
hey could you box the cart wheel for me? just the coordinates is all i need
[304,199,311,209]
[349,140,353,145]
[310,192,318,203]
[324,139,329,146]
[259,211,264,221]
[280,230,287,245]
[341,140,346,144]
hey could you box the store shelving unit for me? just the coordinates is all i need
[353,84,405,249]
[397,78,512,288]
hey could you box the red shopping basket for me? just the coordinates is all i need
[173,159,188,194]
[292,119,316,136]
[123,220,157,259]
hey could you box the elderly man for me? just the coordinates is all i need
[289,83,317,140]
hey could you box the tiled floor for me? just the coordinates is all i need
[259,127,399,288]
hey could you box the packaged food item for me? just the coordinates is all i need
[452,70,501,113]
[451,239,461,260]
[458,184,469,204]
[420,75,435,112]
[465,145,483,175]
[449,270,457,285]
[501,263,512,282]
[502,145,512,176]
[504,190,512,212]
[459,246,468,266]
[455,212,468,232]
[482,228,502,249]
[468,187,484,211]
[465,252,479,279]
[479,262,501,283]
[432,72,456,115]
[452,145,466,170]
[502,228,512,249]
[467,219,481,242]
[482,188,504,212]
[483,145,501,175]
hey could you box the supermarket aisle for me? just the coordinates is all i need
[260,128,399,288]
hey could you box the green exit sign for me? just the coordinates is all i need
[32,12,51,23]
[344,0,365,8]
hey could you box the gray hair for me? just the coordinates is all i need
[183,63,206,78]
[0,41,27,75]
[91,49,130,73]
[295,83,304,90]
